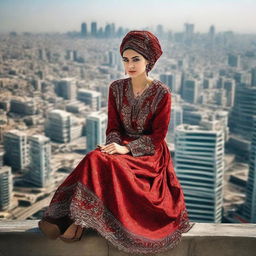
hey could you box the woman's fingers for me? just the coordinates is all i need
[101,145,116,154]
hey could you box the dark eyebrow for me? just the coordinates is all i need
[122,56,140,59]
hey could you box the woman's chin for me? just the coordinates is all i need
[128,72,144,78]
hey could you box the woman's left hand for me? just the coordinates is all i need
[97,143,130,155]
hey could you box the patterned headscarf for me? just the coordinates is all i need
[120,30,163,74]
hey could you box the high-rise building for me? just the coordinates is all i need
[104,24,112,38]
[27,135,52,188]
[45,109,82,143]
[3,129,28,172]
[66,50,78,61]
[243,117,256,223]
[54,78,77,100]
[81,22,87,37]
[228,53,240,68]
[251,67,256,87]
[77,89,101,111]
[38,48,46,60]
[203,78,214,89]
[0,151,4,167]
[184,23,194,45]
[167,104,183,144]
[156,24,164,39]
[91,22,97,37]
[215,89,227,106]
[0,166,13,211]
[209,25,215,39]
[223,79,235,107]
[86,112,107,153]
[10,97,37,115]
[234,71,251,85]
[184,23,194,37]
[108,50,119,67]
[182,79,199,104]
[229,85,256,141]
[160,73,176,92]
[175,123,225,223]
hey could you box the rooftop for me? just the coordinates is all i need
[0,221,255,256]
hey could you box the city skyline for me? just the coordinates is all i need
[0,0,255,34]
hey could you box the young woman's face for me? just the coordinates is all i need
[122,49,148,77]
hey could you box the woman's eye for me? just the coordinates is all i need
[122,59,140,62]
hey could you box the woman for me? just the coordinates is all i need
[38,30,194,254]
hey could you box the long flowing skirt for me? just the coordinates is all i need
[42,140,194,254]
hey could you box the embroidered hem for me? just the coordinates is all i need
[43,181,195,255]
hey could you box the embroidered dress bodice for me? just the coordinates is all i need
[106,77,171,156]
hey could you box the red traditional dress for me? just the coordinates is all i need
[42,77,194,254]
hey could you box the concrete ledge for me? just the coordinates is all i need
[0,221,256,256]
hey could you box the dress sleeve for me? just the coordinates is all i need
[105,82,123,145]
[126,90,171,157]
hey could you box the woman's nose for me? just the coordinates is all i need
[128,62,135,68]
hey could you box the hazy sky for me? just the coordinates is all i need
[0,0,255,33]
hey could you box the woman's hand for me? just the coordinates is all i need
[97,143,130,155]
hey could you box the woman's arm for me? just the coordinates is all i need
[105,82,124,145]
[126,90,171,157]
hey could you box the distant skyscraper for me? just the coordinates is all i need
[3,129,28,172]
[86,112,107,153]
[77,89,101,111]
[229,85,256,141]
[45,109,82,143]
[66,50,78,61]
[251,67,256,87]
[208,25,215,42]
[243,117,256,223]
[104,22,115,37]
[81,22,87,37]
[184,23,194,45]
[91,22,97,37]
[223,79,235,107]
[167,105,183,144]
[105,24,112,38]
[0,166,13,211]
[228,53,240,68]
[110,23,115,37]
[215,89,227,106]
[0,151,4,167]
[160,73,176,92]
[55,78,77,100]
[175,123,225,223]
[209,25,215,36]
[234,71,251,85]
[184,23,194,36]
[182,79,199,104]
[156,24,164,39]
[108,50,119,67]
[203,78,214,89]
[28,135,52,188]
[10,97,37,115]
[38,48,46,60]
